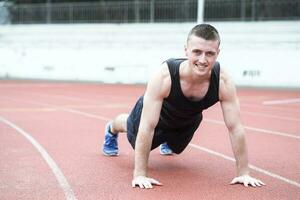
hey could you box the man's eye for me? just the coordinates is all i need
[207,52,215,57]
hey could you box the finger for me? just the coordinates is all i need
[143,181,152,189]
[258,180,266,186]
[243,180,249,187]
[255,181,262,187]
[230,178,236,184]
[256,179,265,187]
[143,180,152,189]
[149,178,163,186]
[230,177,239,184]
[138,182,144,189]
[249,180,256,187]
[132,180,136,188]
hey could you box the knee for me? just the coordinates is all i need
[119,114,129,121]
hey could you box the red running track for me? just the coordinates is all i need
[0,80,299,200]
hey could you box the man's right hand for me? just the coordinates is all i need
[132,176,162,189]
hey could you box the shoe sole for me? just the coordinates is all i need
[102,151,119,156]
[159,151,173,156]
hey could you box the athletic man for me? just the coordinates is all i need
[102,24,265,189]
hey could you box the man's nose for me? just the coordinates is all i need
[197,53,207,63]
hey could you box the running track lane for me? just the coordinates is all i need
[0,81,299,199]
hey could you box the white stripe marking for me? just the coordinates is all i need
[188,143,300,188]
[263,98,300,105]
[242,111,300,122]
[204,119,300,140]
[0,116,77,200]
[62,108,110,121]
[242,103,300,114]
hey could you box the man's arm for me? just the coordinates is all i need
[132,63,171,189]
[219,69,265,187]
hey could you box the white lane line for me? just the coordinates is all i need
[10,91,135,104]
[263,98,300,105]
[204,119,300,140]
[0,116,77,200]
[0,83,74,88]
[241,111,300,122]
[241,103,300,114]
[188,143,300,188]
[205,106,300,122]
[62,108,110,121]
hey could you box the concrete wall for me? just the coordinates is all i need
[0,21,300,88]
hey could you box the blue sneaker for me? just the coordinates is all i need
[159,143,173,155]
[102,122,119,156]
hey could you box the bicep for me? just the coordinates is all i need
[221,97,242,132]
[139,93,162,133]
[138,66,170,133]
[219,71,243,132]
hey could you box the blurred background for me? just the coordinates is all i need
[0,0,300,88]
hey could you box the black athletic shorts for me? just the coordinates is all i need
[126,96,201,154]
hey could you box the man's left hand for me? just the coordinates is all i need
[230,175,265,187]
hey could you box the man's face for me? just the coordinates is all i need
[185,35,220,76]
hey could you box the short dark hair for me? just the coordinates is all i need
[187,24,220,45]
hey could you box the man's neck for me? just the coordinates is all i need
[180,61,211,85]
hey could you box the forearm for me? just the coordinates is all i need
[229,127,250,176]
[133,131,154,178]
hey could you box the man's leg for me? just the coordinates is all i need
[103,113,129,156]
[111,114,129,134]
[167,120,201,154]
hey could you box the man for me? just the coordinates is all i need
[102,24,265,189]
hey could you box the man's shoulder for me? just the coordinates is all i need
[219,68,231,85]
[159,62,170,78]
[147,62,171,93]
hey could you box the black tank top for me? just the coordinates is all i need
[157,58,220,130]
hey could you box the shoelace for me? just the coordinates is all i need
[161,143,172,152]
[105,134,118,148]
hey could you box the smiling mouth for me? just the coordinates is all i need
[194,63,207,70]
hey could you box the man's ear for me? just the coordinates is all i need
[217,48,220,56]
[184,45,188,57]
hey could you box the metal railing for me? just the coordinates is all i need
[205,0,300,21]
[1,0,300,24]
